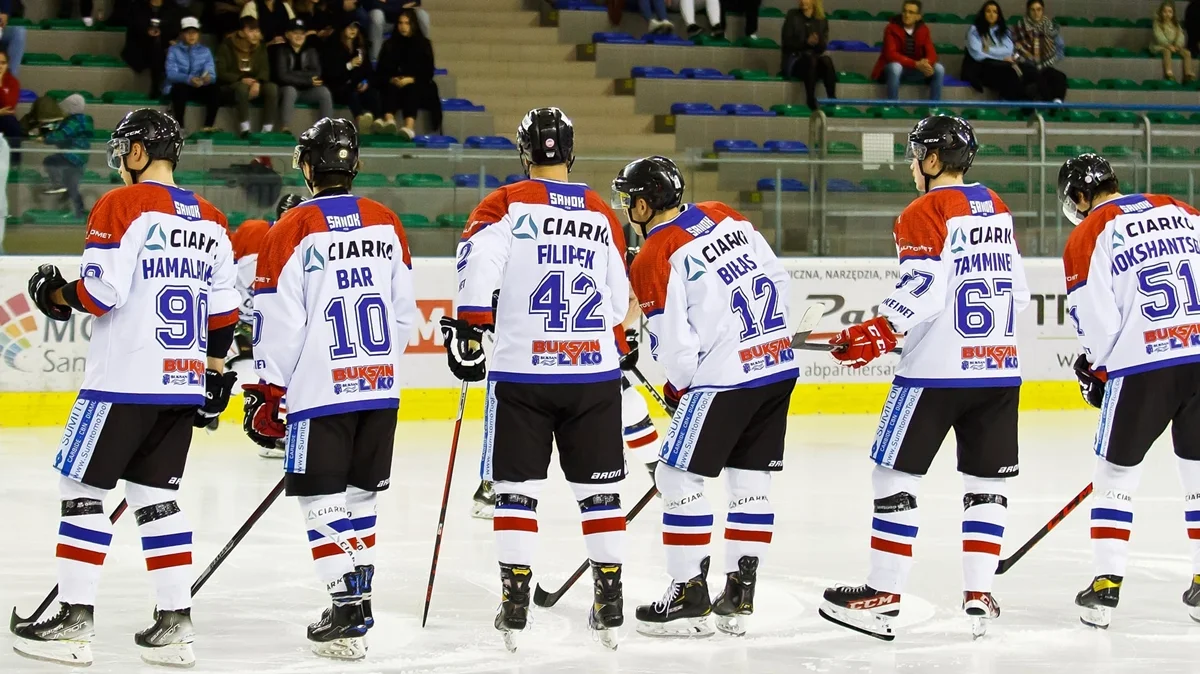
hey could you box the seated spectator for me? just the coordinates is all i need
[322,18,382,130]
[273,18,333,134]
[719,0,762,40]
[872,0,943,101]
[57,0,96,26]
[218,16,280,136]
[1187,0,1200,57]
[166,17,221,132]
[0,0,28,75]
[256,0,295,44]
[123,0,184,98]
[375,9,441,139]
[1152,0,1195,83]
[1012,0,1067,102]
[962,1,1023,100]
[213,0,255,37]
[293,0,337,39]
[370,1,431,60]
[640,0,672,35]
[681,0,722,38]
[782,0,835,109]
[40,94,92,218]
[0,51,22,161]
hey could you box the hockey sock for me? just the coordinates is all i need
[56,477,112,606]
[1091,458,1142,578]
[570,482,625,565]
[657,463,712,581]
[1179,458,1200,575]
[493,480,543,567]
[346,487,378,568]
[961,475,1009,593]
[723,468,773,574]
[298,493,359,594]
[867,465,921,594]
[622,382,660,465]
[127,483,193,610]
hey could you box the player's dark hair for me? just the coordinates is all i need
[1096,177,1120,197]
[973,1,1008,39]
[312,172,355,191]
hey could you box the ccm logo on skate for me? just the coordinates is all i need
[1143,322,1200,353]
[960,345,1018,371]
[739,337,794,373]
[848,595,898,610]
[331,364,396,394]
[161,358,205,386]
[591,470,622,480]
[531,340,603,366]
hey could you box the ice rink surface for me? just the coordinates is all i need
[4,411,1200,674]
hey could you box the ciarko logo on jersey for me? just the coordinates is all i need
[303,245,325,272]
[684,255,706,281]
[1112,230,1126,250]
[949,227,967,254]
[145,223,168,251]
[512,214,539,241]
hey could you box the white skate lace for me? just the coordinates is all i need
[652,581,684,613]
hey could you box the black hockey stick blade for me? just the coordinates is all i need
[422,380,471,628]
[995,482,1093,574]
[11,499,129,633]
[191,476,285,597]
[533,484,659,608]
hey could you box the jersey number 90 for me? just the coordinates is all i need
[156,285,209,351]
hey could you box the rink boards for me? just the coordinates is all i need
[0,256,1087,426]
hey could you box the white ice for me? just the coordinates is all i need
[3,411,1200,674]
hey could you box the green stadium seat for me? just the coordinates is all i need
[1097,47,1137,58]
[998,180,1027,193]
[1063,46,1094,58]
[770,104,810,117]
[836,71,872,84]
[207,131,253,146]
[1055,144,1097,157]
[102,90,161,105]
[70,54,124,67]
[977,143,1004,157]
[923,12,967,23]
[250,132,297,147]
[354,173,390,187]
[46,90,98,102]
[1102,146,1135,158]
[79,170,108,184]
[173,170,229,186]
[1152,146,1191,160]
[934,43,964,55]
[1066,78,1096,89]
[1143,79,1184,90]
[1152,181,1189,194]
[1055,17,1093,27]
[1148,112,1190,125]
[866,105,911,119]
[1093,17,1135,28]
[730,68,778,81]
[1051,109,1098,123]
[912,106,947,117]
[91,128,111,141]
[830,9,873,21]
[22,53,68,66]
[1007,144,1029,156]
[395,173,448,187]
[757,7,785,18]
[960,108,1006,122]
[823,105,868,118]
[873,11,895,21]
[23,210,86,224]
[862,178,907,193]
[437,213,470,228]
[1098,78,1139,90]
[1135,18,1154,28]
[41,19,91,30]
[1099,111,1139,124]
[397,213,433,227]
[226,212,252,228]
[8,17,34,27]
[361,136,415,148]
[8,168,43,183]
[736,36,779,49]
[826,141,859,155]
[691,34,734,47]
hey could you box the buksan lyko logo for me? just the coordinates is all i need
[0,293,39,371]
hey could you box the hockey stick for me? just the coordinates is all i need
[627,364,671,413]
[995,482,1093,575]
[10,499,129,631]
[190,476,286,596]
[421,380,470,628]
[793,341,905,355]
[532,484,659,608]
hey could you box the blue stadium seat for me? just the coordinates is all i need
[19,89,36,103]
[713,139,766,153]
[434,68,448,76]
[465,136,516,150]
[504,174,525,185]
[556,0,604,9]
[671,102,721,115]
[631,66,680,79]
[764,140,809,153]
[453,174,501,189]
[828,40,874,52]
[943,75,970,87]
[680,67,734,80]
[415,134,457,148]
[593,31,639,43]
[827,179,866,192]
[721,103,774,117]
[441,98,485,112]
[756,178,808,192]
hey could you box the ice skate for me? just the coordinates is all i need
[308,571,367,660]
[1183,575,1200,623]
[1076,575,1121,629]
[135,608,195,668]
[635,556,714,638]
[818,584,899,641]
[11,602,95,667]
[258,438,285,459]
[588,562,623,650]
[471,480,496,520]
[712,555,758,636]
[963,591,1000,639]
[357,564,375,629]
[496,563,532,652]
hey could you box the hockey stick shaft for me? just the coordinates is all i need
[995,482,1093,575]
[421,380,470,628]
[190,476,286,597]
[793,342,904,355]
[627,364,671,413]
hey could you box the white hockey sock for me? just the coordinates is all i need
[867,466,921,594]
[346,487,378,568]
[657,463,712,581]
[299,493,359,594]
[570,482,625,565]
[1090,458,1141,578]
[56,477,112,606]
[493,480,543,567]
[1179,458,1200,575]
[723,468,772,574]
[961,475,1008,593]
[622,382,660,465]
[127,483,193,610]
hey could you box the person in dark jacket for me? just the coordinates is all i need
[217,16,281,136]
[165,17,221,131]
[1012,0,1067,102]
[374,9,440,139]
[273,18,333,134]
[369,0,430,60]
[1188,0,1200,56]
[962,0,1023,100]
[872,0,943,100]
[781,0,835,109]
[719,0,763,39]
[122,0,184,98]
[321,18,382,130]
[256,0,294,43]
[40,94,91,217]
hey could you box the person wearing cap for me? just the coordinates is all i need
[322,17,382,132]
[39,94,92,218]
[218,16,280,137]
[165,17,221,133]
[273,18,333,134]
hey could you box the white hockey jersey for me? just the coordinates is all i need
[1064,193,1200,378]
[72,181,239,405]
[881,183,1030,387]
[455,178,630,383]
[253,192,417,421]
[629,202,797,392]
[230,217,271,323]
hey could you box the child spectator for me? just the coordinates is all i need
[0,51,22,161]
[872,0,943,100]
[273,18,333,134]
[322,18,382,131]
[375,9,440,139]
[41,94,92,218]
[369,0,431,60]
[963,1,1023,100]
[218,16,280,137]
[123,0,184,98]
[781,0,835,110]
[681,0,722,38]
[1012,0,1068,102]
[0,0,28,77]
[1152,0,1195,83]
[166,17,221,132]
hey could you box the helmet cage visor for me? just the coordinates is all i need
[611,186,633,212]
[905,141,929,163]
[292,145,304,170]
[106,137,131,171]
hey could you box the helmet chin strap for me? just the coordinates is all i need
[920,163,946,193]
[123,154,147,185]
[626,207,653,239]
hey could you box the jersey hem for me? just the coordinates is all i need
[688,367,800,393]
[1107,353,1200,379]
[286,398,401,422]
[488,369,621,384]
[892,375,1022,388]
[77,390,204,405]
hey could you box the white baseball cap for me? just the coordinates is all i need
[181,16,201,30]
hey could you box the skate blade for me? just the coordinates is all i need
[590,625,619,650]
[311,636,366,660]
[715,613,748,637]
[1189,605,1200,624]
[969,615,988,640]
[635,617,714,638]
[818,603,896,642]
[258,446,285,459]
[471,502,495,520]
[1078,605,1112,630]
[13,638,94,667]
[139,642,195,668]
[500,629,519,653]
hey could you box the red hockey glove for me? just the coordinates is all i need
[242,382,286,449]
[663,382,687,416]
[829,316,899,368]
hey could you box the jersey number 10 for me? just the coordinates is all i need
[326,294,392,359]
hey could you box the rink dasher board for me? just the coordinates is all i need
[0,256,1088,426]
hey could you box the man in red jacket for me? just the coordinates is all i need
[871,0,943,100]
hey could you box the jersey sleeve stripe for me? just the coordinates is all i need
[76,280,112,316]
[457,308,493,326]
[899,253,941,262]
[252,286,277,296]
[84,242,121,250]
[208,308,239,330]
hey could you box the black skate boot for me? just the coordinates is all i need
[11,602,95,666]
[1076,575,1121,629]
[712,555,758,636]
[135,607,196,667]
[635,556,714,638]
[588,562,623,650]
[472,480,496,520]
[819,584,900,641]
[1183,575,1200,623]
[357,564,375,629]
[496,563,532,652]
[308,571,367,660]
[963,591,1000,639]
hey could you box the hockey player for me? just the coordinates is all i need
[1059,154,1200,629]
[442,107,630,650]
[242,117,417,660]
[16,109,240,667]
[818,115,1029,640]
[614,155,798,638]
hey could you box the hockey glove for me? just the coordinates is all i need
[28,264,72,322]
[195,369,238,429]
[242,382,286,449]
[440,316,487,382]
[620,328,639,371]
[1073,353,1107,409]
[830,315,899,368]
[663,382,687,416]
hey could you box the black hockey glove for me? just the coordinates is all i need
[28,264,72,322]
[440,316,487,382]
[1073,353,1106,409]
[619,328,639,371]
[195,369,239,429]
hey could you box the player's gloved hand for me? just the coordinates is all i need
[195,369,238,428]
[242,382,286,449]
[830,315,899,368]
[625,245,641,268]
[620,328,639,371]
[27,264,72,322]
[440,317,487,382]
[663,382,687,416]
[1073,353,1106,409]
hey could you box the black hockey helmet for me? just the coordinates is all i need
[275,193,306,219]
[517,107,574,175]
[612,156,685,233]
[1057,153,1117,225]
[293,117,359,190]
[107,108,184,181]
[907,115,978,192]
